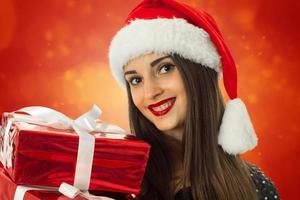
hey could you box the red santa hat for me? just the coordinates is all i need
[108,0,257,155]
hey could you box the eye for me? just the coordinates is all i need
[159,63,174,74]
[128,76,142,86]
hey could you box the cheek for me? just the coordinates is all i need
[131,89,144,110]
[180,88,187,111]
[171,76,187,109]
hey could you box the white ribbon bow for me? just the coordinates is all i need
[0,105,126,199]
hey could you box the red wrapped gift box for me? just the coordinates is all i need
[0,112,150,195]
[0,168,87,200]
[0,168,135,200]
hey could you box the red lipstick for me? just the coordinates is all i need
[148,97,176,116]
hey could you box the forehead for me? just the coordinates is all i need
[123,53,169,71]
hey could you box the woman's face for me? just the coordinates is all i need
[123,53,187,140]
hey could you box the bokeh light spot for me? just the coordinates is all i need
[46,50,54,59]
[45,31,53,41]
[233,8,256,31]
[247,93,258,104]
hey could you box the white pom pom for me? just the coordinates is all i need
[218,98,258,155]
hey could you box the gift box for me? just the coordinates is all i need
[0,168,133,200]
[0,106,150,195]
[0,168,87,200]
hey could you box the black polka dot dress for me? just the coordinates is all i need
[174,162,281,200]
[248,162,280,200]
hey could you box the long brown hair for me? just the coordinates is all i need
[125,54,258,200]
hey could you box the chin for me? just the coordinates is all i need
[155,123,175,132]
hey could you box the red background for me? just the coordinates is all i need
[0,0,299,199]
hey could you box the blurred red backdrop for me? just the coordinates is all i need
[0,0,299,199]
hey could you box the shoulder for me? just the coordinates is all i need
[246,161,281,200]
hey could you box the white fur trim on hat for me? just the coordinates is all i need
[218,98,258,155]
[109,18,222,88]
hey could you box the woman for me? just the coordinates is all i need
[108,0,280,199]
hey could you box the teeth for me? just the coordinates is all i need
[152,100,173,112]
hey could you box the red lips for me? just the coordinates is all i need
[148,97,176,116]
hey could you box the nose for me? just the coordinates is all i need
[144,78,163,100]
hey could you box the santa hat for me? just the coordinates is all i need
[108,0,257,155]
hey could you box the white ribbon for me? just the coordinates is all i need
[14,185,57,200]
[14,185,114,200]
[59,182,115,200]
[0,105,126,199]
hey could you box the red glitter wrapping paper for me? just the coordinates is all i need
[0,112,150,195]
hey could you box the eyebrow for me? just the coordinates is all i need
[124,55,171,76]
